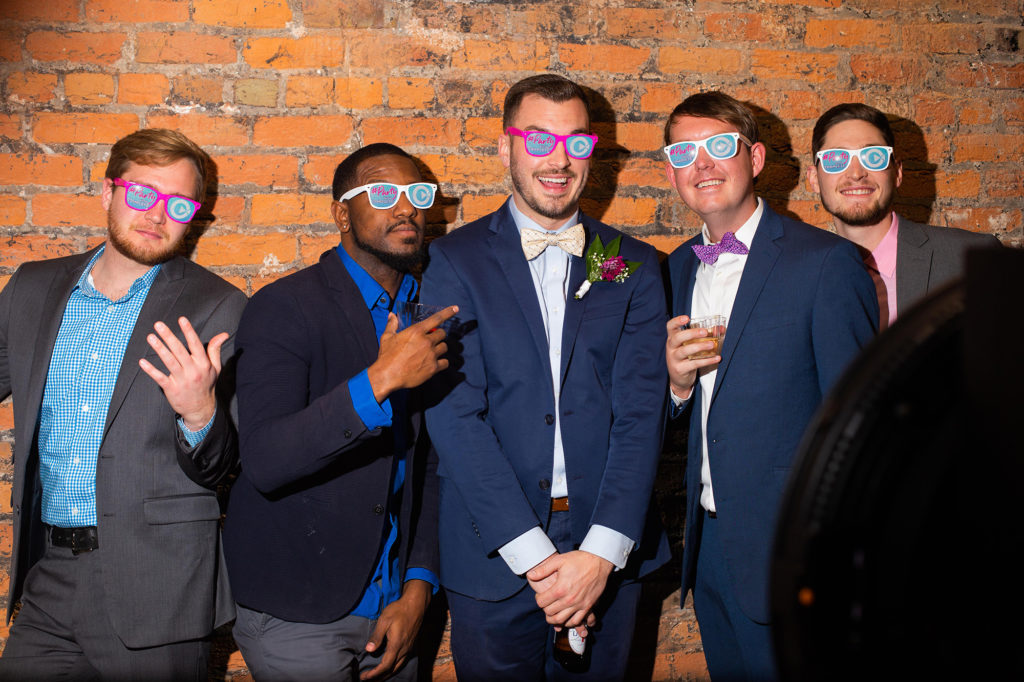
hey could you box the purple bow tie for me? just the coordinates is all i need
[692,231,749,265]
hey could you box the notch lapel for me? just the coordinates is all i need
[558,235,589,389]
[322,250,379,367]
[895,219,931,316]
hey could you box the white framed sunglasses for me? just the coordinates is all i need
[815,146,893,174]
[663,132,752,169]
[339,182,437,210]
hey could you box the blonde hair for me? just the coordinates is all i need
[104,128,211,202]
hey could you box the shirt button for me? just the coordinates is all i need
[81,404,90,412]
[71,507,78,515]
[344,429,352,438]
[91,352,98,360]
[539,479,551,490]
[73,457,80,464]
[545,414,555,425]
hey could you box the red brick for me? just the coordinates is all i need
[559,44,649,74]
[33,113,139,144]
[362,117,462,148]
[26,32,125,65]
[953,134,1023,163]
[757,0,840,6]
[284,77,332,108]
[193,0,292,27]
[935,169,982,198]
[850,54,926,87]
[0,196,27,226]
[6,72,58,104]
[253,116,353,148]
[303,0,388,28]
[299,233,340,263]
[235,78,279,107]
[32,193,107,228]
[659,47,743,74]
[640,83,685,115]
[302,155,341,188]
[509,7,575,35]
[193,232,298,267]
[243,36,346,70]
[434,80,492,111]
[146,114,249,147]
[452,39,547,71]
[249,195,324,226]
[0,154,83,186]
[774,90,824,121]
[605,8,695,38]
[136,32,236,64]
[388,78,436,110]
[2,0,78,21]
[619,157,670,188]
[913,94,957,127]
[1005,98,1024,125]
[805,19,896,48]
[417,154,505,186]
[752,50,840,83]
[983,168,1024,198]
[945,61,1024,89]
[171,75,224,105]
[705,12,787,43]
[250,268,300,293]
[349,32,449,69]
[335,77,384,110]
[464,117,501,149]
[958,99,996,125]
[940,208,1019,235]
[639,234,688,259]
[460,194,507,223]
[0,114,20,140]
[64,73,116,106]
[581,196,658,227]
[215,155,298,188]
[85,0,188,23]
[0,26,22,62]
[593,122,663,154]
[902,23,988,54]
[0,235,79,267]
[118,73,170,105]
[201,196,245,227]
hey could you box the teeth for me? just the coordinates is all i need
[841,189,873,195]
[697,179,724,189]
[539,176,568,185]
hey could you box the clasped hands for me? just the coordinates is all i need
[526,550,615,637]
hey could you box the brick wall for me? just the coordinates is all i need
[1,1,1021,679]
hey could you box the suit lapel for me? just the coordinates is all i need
[558,223,591,389]
[489,204,552,378]
[895,218,931,316]
[675,243,700,318]
[322,249,379,367]
[104,257,187,437]
[710,207,783,405]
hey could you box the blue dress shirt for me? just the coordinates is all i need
[336,245,439,619]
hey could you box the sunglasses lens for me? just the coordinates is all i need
[124,183,158,211]
[859,147,890,171]
[819,150,851,174]
[407,183,435,209]
[667,143,697,168]
[166,197,198,222]
[565,135,595,159]
[707,134,738,160]
[366,184,399,209]
[524,132,556,156]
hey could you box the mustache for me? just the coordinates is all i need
[386,220,421,233]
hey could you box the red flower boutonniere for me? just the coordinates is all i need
[574,235,641,299]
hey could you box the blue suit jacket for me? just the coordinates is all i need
[223,250,439,623]
[421,201,671,601]
[668,204,878,624]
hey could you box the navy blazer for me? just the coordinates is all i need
[421,201,670,601]
[223,250,439,623]
[668,204,878,624]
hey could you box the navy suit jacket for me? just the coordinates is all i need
[222,250,439,623]
[421,201,670,601]
[668,204,878,624]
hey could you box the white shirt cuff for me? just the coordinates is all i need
[498,527,557,575]
[670,386,691,406]
[580,524,634,570]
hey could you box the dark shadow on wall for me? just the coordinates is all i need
[745,102,802,222]
[581,85,623,223]
[889,116,936,225]
[183,158,220,260]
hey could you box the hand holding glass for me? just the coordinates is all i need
[683,315,726,359]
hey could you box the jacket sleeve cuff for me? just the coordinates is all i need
[404,568,440,595]
[498,526,557,575]
[177,410,215,448]
[580,524,635,571]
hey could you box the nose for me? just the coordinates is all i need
[846,156,868,178]
[546,139,571,168]
[392,192,416,218]
[694,147,715,170]
[145,199,167,224]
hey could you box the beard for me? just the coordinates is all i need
[509,161,582,223]
[107,210,184,266]
[822,190,894,228]
[353,222,425,273]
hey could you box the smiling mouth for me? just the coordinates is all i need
[696,179,724,189]
[840,187,875,196]
[537,175,571,189]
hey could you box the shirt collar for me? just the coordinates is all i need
[700,196,763,249]
[335,243,417,311]
[508,196,580,236]
[870,212,899,279]
[77,245,162,301]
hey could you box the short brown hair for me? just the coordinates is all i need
[502,74,590,131]
[663,91,759,146]
[104,128,211,203]
[811,103,895,158]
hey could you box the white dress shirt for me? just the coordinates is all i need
[672,198,763,513]
[497,198,634,575]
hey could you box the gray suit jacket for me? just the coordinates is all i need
[0,247,247,648]
[896,217,1002,315]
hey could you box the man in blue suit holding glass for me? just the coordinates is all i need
[421,74,669,680]
[662,92,878,680]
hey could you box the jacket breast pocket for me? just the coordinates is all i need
[143,493,221,525]
[581,300,624,321]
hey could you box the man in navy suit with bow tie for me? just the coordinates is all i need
[662,91,878,679]
[421,73,670,680]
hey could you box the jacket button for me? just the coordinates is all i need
[344,429,353,438]
[539,479,551,490]
[374,504,384,514]
[544,414,554,425]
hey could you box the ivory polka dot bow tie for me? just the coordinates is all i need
[692,231,749,265]
[520,223,585,260]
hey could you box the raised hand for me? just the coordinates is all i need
[367,305,459,402]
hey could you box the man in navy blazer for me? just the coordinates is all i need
[807,102,1002,329]
[223,144,455,680]
[421,74,669,680]
[662,92,878,679]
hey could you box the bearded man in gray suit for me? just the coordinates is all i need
[0,128,246,680]
[808,103,1001,330]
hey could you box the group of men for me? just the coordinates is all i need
[0,73,999,681]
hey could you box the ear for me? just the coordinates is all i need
[806,164,821,195]
[498,130,512,170]
[749,142,767,179]
[665,161,680,194]
[331,200,350,233]
[101,177,114,211]
[893,158,903,189]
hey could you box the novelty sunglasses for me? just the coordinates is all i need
[506,128,598,160]
[113,178,201,223]
[663,133,752,169]
[339,182,437,210]
[815,146,893,174]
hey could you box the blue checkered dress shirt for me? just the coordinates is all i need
[36,248,172,528]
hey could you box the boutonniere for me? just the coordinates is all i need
[573,235,642,299]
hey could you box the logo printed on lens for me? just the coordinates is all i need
[410,185,432,206]
[708,135,735,158]
[126,184,156,208]
[526,132,556,155]
[568,136,592,158]
[167,200,192,222]
[669,143,696,167]
[862,148,886,169]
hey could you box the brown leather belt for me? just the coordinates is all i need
[551,497,569,512]
[46,524,99,554]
